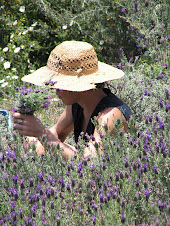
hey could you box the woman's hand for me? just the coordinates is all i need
[13,112,45,138]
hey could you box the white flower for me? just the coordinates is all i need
[12,68,17,72]
[28,27,34,32]
[19,6,25,13]
[3,61,11,69]
[0,79,5,84]
[10,33,14,39]
[1,82,8,88]
[62,25,67,30]
[13,20,18,26]
[3,47,9,52]
[11,75,18,80]
[22,30,28,35]
[0,57,4,62]
[31,43,35,47]
[14,47,21,53]
[32,22,38,27]
[21,45,25,49]
[99,40,104,45]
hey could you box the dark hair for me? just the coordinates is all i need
[95,83,105,89]
[95,82,117,93]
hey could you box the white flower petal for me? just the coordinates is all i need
[32,22,38,27]
[22,30,28,35]
[13,20,17,26]
[14,47,21,53]
[3,47,9,52]
[1,82,8,87]
[0,79,5,84]
[11,75,18,80]
[10,33,14,39]
[62,25,67,30]
[28,27,34,32]
[1,57,4,62]
[3,61,11,69]
[19,6,25,13]
[100,40,104,45]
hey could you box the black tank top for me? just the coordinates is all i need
[72,88,133,143]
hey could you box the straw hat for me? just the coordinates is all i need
[22,41,124,91]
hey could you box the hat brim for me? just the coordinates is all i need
[22,62,124,91]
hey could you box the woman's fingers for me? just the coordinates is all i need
[13,113,45,137]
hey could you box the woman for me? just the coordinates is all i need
[13,41,133,159]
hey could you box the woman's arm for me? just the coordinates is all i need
[13,105,75,159]
[84,107,128,157]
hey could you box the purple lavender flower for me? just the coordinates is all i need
[66,183,71,191]
[157,71,164,79]
[19,208,24,219]
[38,173,44,182]
[159,99,164,108]
[10,201,16,209]
[56,88,63,93]
[92,200,98,211]
[99,193,104,203]
[144,88,151,96]
[143,163,148,173]
[158,201,165,211]
[159,122,165,130]
[92,215,96,225]
[12,175,18,184]
[70,178,75,187]
[121,8,126,14]
[46,187,51,198]
[48,175,54,185]
[51,201,54,209]
[121,212,126,224]
[29,177,34,187]
[102,163,106,170]
[144,188,150,201]
[115,172,120,182]
[107,192,111,201]
[11,107,17,112]
[11,211,17,221]
[165,103,170,112]
[135,179,140,187]
[165,88,169,99]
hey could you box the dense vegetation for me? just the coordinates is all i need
[0,0,169,225]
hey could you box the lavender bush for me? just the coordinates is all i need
[0,62,169,224]
[11,85,55,115]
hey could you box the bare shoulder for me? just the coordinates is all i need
[98,107,128,134]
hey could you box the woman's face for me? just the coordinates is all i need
[56,89,78,105]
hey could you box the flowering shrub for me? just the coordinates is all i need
[11,85,54,115]
[0,59,169,224]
